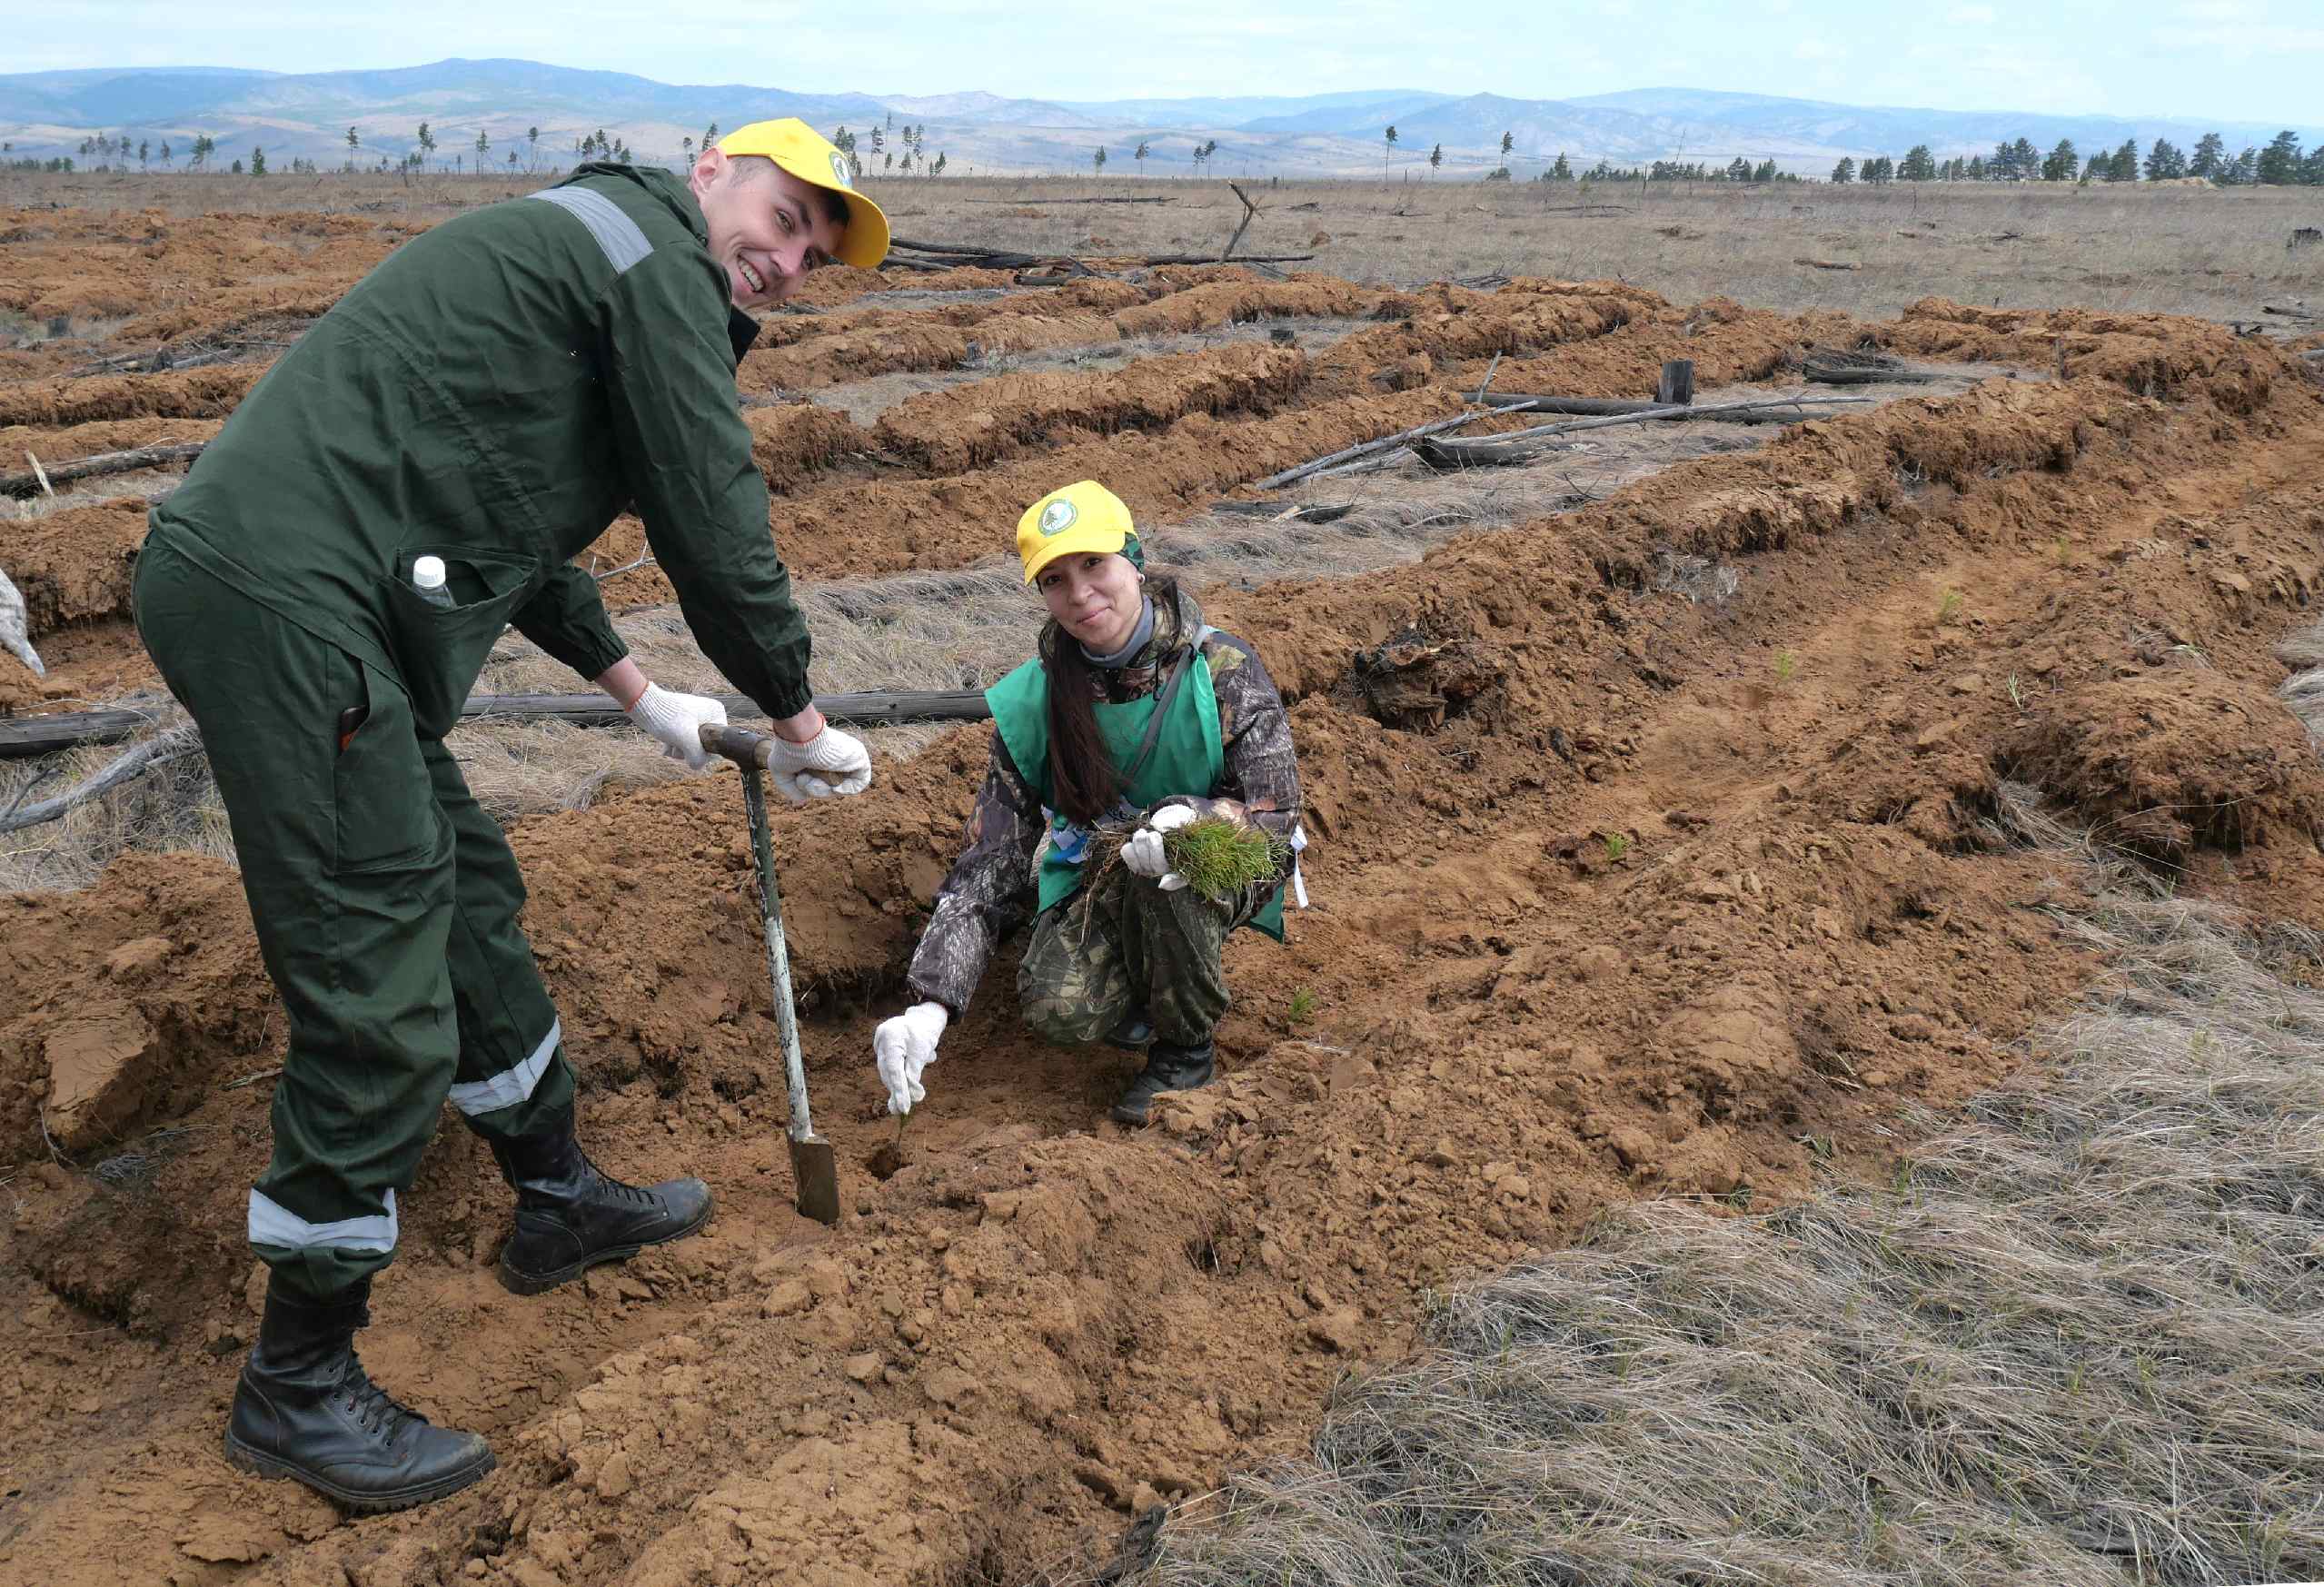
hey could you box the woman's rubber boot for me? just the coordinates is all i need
[224,1276,494,1513]
[486,1105,713,1295]
[1111,1038,1216,1126]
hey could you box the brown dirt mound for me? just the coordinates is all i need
[7,494,150,636]
[2000,666,2324,860]
[0,414,225,464]
[1447,298,1840,403]
[0,364,265,427]
[740,312,1121,393]
[749,277,1157,355]
[1111,277,1393,338]
[743,402,873,492]
[871,342,1309,472]
[1879,297,2281,410]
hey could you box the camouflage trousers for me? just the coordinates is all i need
[1018,865,1268,1048]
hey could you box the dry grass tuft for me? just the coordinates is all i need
[1133,790,2324,1587]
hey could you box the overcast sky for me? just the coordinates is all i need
[15,0,2321,125]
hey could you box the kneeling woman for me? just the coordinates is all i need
[873,481,1304,1125]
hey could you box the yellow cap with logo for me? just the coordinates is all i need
[715,118,891,269]
[1017,481,1142,584]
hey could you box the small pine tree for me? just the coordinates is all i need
[1135,140,1148,167]
[2041,138,2078,181]
[527,126,540,170]
[1429,142,1442,175]
[933,152,946,176]
[2190,132,2225,179]
[159,138,172,167]
[250,145,266,176]
[1092,144,1107,174]
[1831,155,1855,183]
[1901,144,1936,181]
[1383,124,1397,179]
[2108,138,2138,182]
[2303,145,2324,187]
[703,122,719,153]
[138,138,150,169]
[2144,138,2184,181]
[2231,145,2259,184]
[1551,151,1572,181]
[2257,129,2302,186]
[1498,129,1513,176]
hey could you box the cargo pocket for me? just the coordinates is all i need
[332,660,446,876]
[378,547,541,739]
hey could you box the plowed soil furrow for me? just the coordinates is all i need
[4,309,2317,1587]
[738,310,1125,392]
[1,414,226,465]
[870,342,1310,472]
[0,364,267,428]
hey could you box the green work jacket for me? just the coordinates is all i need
[985,642,1288,941]
[146,163,809,738]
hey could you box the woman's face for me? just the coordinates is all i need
[1038,552,1145,653]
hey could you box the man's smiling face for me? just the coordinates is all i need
[687,149,845,308]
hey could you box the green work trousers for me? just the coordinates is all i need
[134,533,573,1301]
[1017,862,1268,1049]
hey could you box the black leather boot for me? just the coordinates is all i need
[224,1277,494,1512]
[1110,1038,1216,1126]
[486,1106,712,1295]
[1106,1011,1155,1052]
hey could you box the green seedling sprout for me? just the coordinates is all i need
[1602,832,1629,862]
[1288,988,1317,1024]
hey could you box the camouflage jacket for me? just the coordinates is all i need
[906,590,1303,1016]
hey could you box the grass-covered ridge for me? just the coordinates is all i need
[1133,787,2324,1587]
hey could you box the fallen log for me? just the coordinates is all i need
[1207,501,1354,523]
[0,724,201,834]
[1467,394,1872,449]
[1,687,998,762]
[1256,398,1539,490]
[0,441,207,498]
[2262,303,2321,321]
[1795,257,1862,272]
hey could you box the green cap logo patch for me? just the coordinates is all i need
[1038,499,1078,536]
[829,152,853,188]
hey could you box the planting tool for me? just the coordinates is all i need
[701,722,842,1225]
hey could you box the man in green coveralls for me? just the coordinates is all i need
[132,119,889,1512]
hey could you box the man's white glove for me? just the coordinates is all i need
[769,723,874,803]
[874,1001,948,1116]
[626,684,728,771]
[1122,804,1200,892]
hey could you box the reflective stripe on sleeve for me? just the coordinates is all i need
[529,188,653,273]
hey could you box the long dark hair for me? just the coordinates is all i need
[1040,575,1180,825]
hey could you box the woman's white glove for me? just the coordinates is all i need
[626,684,728,770]
[769,723,875,802]
[1122,804,1200,891]
[874,1001,949,1116]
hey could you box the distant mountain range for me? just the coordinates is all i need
[4,60,2317,178]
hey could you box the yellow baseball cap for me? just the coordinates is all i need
[716,118,890,269]
[1018,481,1142,584]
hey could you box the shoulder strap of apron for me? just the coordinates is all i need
[1122,623,1216,786]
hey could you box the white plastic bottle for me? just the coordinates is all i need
[412,555,455,610]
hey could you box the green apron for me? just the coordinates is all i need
[984,643,1287,942]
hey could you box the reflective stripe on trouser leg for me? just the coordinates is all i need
[449,1018,559,1116]
[425,738,576,1134]
[250,1187,400,1253]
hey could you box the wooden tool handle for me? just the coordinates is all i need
[700,722,779,769]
